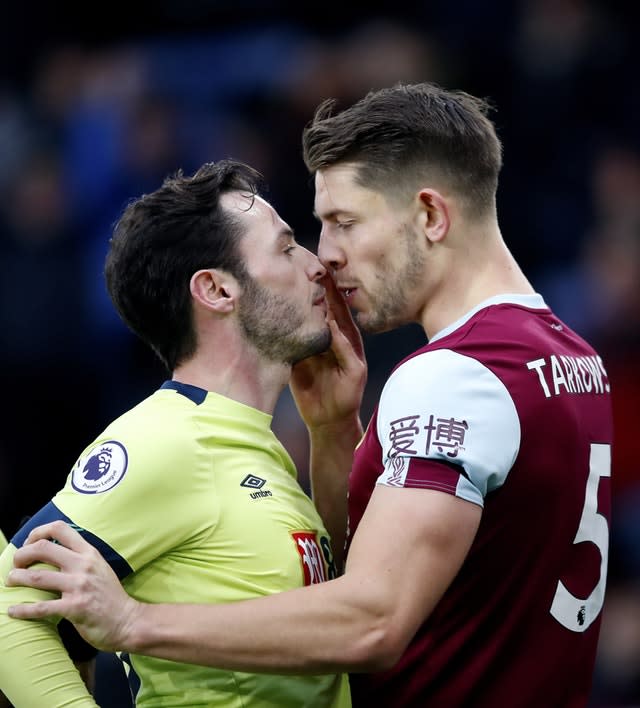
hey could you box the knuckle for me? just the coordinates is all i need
[29,568,43,584]
[53,520,68,535]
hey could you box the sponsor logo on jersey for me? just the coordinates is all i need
[71,441,128,494]
[388,414,468,459]
[292,531,333,585]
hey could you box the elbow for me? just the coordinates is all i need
[343,618,408,672]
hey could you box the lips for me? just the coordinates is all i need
[338,286,358,303]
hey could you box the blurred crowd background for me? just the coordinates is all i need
[0,1,638,705]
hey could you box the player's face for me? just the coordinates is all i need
[226,192,331,365]
[314,164,426,333]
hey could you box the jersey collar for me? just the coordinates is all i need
[429,293,548,344]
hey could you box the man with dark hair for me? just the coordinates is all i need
[8,83,613,707]
[0,159,361,707]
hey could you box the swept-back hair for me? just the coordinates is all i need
[303,82,503,216]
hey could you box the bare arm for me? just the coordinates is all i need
[8,487,481,673]
[290,274,366,566]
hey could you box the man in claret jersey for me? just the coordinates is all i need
[8,83,613,708]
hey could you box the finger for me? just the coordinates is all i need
[6,567,74,594]
[24,520,86,551]
[329,319,367,378]
[13,538,77,570]
[322,274,351,322]
[322,275,365,360]
[321,271,343,303]
[8,598,67,621]
[327,305,365,361]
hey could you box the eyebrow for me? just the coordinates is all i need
[276,227,296,243]
[312,209,352,222]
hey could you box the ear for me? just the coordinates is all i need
[190,269,238,314]
[417,188,450,244]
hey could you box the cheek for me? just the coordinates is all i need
[362,225,396,261]
[274,270,308,297]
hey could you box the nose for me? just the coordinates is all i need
[317,230,345,273]
[305,248,326,282]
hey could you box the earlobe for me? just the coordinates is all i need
[418,189,450,244]
[190,269,236,314]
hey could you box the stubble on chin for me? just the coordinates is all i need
[287,324,332,365]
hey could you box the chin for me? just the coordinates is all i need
[358,312,407,335]
[357,314,387,334]
[289,327,331,365]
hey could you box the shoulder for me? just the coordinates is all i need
[66,411,198,499]
[104,393,200,461]
[377,349,522,496]
[381,348,513,409]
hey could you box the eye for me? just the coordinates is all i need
[283,244,296,255]
[336,221,353,231]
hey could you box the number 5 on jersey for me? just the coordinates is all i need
[550,443,611,632]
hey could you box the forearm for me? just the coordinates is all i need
[309,416,362,571]
[126,573,392,674]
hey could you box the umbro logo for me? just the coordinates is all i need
[241,474,273,499]
[240,474,266,489]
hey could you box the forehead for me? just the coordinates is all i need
[220,191,279,228]
[221,190,292,244]
[314,164,387,217]
[219,191,292,264]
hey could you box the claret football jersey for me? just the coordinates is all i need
[12,381,350,708]
[348,294,612,708]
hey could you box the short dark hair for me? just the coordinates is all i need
[302,82,503,215]
[105,160,262,371]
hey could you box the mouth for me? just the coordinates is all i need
[339,287,358,303]
[313,290,327,307]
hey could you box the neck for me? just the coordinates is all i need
[420,225,535,339]
[172,347,290,416]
